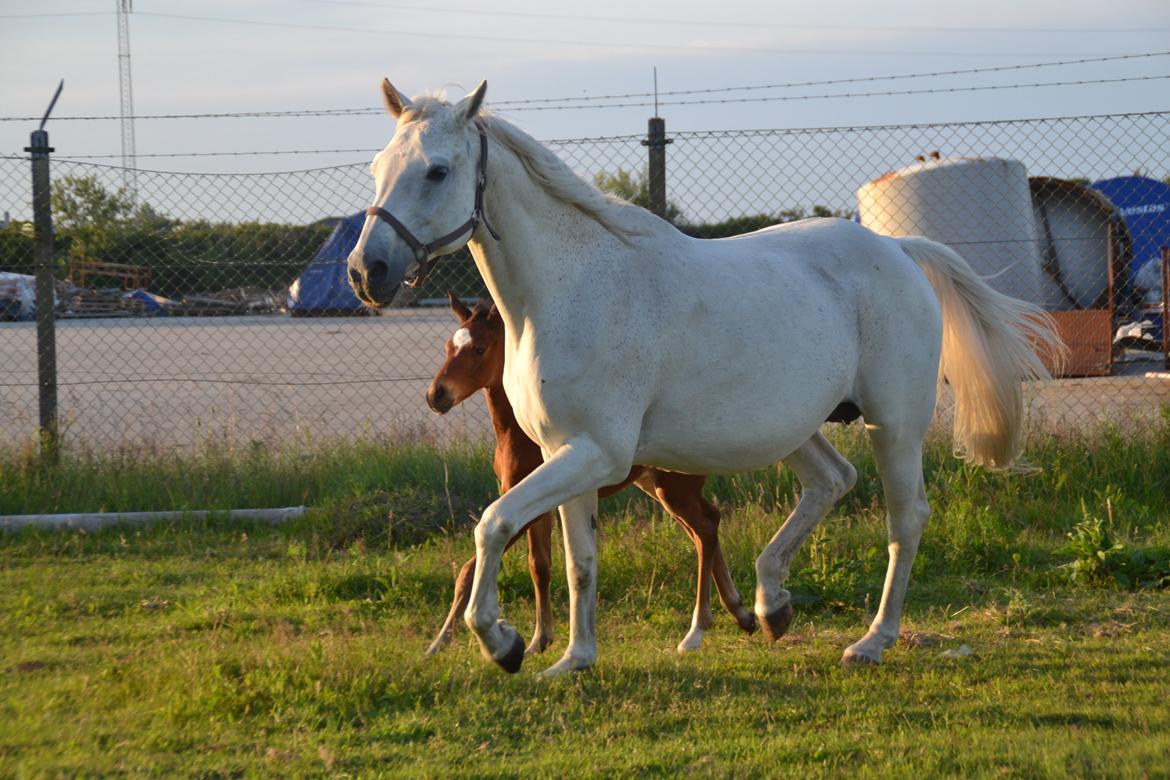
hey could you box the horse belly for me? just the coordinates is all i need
[633,346,856,475]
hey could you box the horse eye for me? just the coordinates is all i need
[426,165,449,182]
[474,346,486,355]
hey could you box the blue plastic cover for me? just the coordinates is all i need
[1090,176,1170,291]
[288,213,366,312]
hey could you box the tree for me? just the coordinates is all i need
[593,168,684,224]
[51,175,135,262]
[52,175,134,231]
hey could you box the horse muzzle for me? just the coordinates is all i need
[346,249,410,308]
[426,380,455,414]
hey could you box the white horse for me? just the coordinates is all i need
[347,80,1061,678]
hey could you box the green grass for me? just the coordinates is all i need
[2,423,1170,777]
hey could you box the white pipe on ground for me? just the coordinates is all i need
[0,506,307,532]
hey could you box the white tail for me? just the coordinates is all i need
[898,236,1065,470]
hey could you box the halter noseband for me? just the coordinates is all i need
[365,121,501,289]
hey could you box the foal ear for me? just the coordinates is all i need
[447,289,472,321]
[455,80,488,123]
[381,78,412,119]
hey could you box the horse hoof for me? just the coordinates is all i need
[760,602,795,642]
[424,632,451,659]
[841,649,880,667]
[525,635,553,657]
[495,631,526,674]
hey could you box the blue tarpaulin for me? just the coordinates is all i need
[1090,176,1170,293]
[288,214,366,315]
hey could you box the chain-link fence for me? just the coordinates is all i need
[2,110,1168,452]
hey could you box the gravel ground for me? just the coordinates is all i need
[2,312,1168,451]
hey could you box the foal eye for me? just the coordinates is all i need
[474,346,486,355]
[426,165,449,182]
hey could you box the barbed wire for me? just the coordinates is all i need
[0,376,433,388]
[0,109,1162,166]
[507,74,1170,112]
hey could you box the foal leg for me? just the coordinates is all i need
[525,512,556,655]
[424,521,544,658]
[702,500,758,636]
[755,432,857,641]
[425,555,476,658]
[641,472,754,653]
[464,438,626,674]
[841,427,930,666]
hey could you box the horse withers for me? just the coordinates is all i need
[424,291,759,660]
[349,79,1062,677]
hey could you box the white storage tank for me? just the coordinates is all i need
[857,156,1045,304]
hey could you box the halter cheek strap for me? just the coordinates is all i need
[365,121,501,289]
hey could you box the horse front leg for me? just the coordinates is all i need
[464,438,626,674]
[537,490,599,678]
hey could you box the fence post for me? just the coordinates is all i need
[25,118,59,459]
[1162,246,1169,370]
[642,116,671,220]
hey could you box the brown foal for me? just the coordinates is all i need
[424,291,757,658]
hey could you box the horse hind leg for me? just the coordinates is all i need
[841,427,930,666]
[755,432,857,641]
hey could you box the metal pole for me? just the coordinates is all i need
[25,82,63,460]
[643,117,671,220]
[1161,246,1169,370]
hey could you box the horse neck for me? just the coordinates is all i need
[468,140,628,332]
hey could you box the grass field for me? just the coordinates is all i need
[2,420,1170,777]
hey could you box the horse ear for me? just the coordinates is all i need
[488,303,499,320]
[447,289,471,321]
[382,78,411,119]
[455,80,487,122]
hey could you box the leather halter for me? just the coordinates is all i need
[365,121,500,289]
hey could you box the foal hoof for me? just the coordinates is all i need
[760,602,795,642]
[495,631,527,674]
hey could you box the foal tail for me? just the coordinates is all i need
[897,236,1065,470]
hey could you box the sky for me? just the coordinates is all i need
[2,0,1168,177]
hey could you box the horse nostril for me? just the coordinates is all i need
[348,267,362,288]
[427,384,450,413]
[367,260,390,286]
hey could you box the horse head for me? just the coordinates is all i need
[347,79,493,307]
[426,290,504,414]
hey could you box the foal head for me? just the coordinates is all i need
[426,290,504,414]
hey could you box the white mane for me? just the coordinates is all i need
[403,96,652,243]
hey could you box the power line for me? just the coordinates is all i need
[4,50,1166,123]
[499,51,1170,106]
[129,10,1117,59]
[0,11,113,18]
[291,0,1170,34]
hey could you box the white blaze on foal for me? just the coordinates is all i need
[452,327,473,352]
